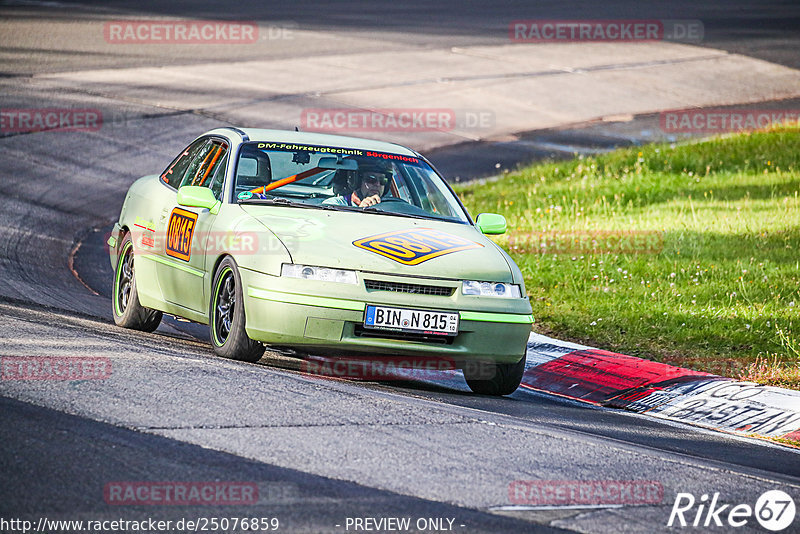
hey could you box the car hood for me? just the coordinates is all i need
[240,205,514,282]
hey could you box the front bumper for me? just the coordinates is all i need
[240,268,533,364]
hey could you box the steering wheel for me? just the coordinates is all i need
[377,196,409,204]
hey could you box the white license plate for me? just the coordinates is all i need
[364,305,459,336]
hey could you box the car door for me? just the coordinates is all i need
[155,136,230,313]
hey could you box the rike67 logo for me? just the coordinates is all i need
[668,490,796,531]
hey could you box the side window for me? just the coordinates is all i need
[160,139,208,188]
[208,153,229,200]
[179,139,229,189]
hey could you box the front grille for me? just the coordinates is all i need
[364,279,455,297]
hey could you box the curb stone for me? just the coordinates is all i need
[523,333,800,443]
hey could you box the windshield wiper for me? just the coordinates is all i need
[239,197,354,212]
[361,206,432,220]
[239,196,288,205]
[238,197,314,208]
[311,203,437,220]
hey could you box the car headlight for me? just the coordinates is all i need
[462,280,521,298]
[281,263,358,285]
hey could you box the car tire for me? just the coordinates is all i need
[463,354,526,396]
[209,256,265,362]
[112,232,163,332]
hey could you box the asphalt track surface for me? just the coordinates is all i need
[1,1,800,533]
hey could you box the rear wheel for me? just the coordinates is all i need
[112,232,162,332]
[463,355,526,396]
[209,257,264,362]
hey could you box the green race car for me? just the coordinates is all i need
[108,127,533,394]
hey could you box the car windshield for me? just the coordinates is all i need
[233,141,470,223]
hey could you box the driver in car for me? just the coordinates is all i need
[324,169,390,208]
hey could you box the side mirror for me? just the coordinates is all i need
[177,186,221,214]
[476,213,507,235]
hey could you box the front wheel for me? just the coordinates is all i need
[209,257,264,362]
[112,232,162,332]
[463,355,526,396]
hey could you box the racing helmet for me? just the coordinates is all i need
[353,161,392,190]
[332,160,393,196]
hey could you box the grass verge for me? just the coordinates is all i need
[454,126,800,389]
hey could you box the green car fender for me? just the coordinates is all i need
[489,240,527,289]
[225,208,293,277]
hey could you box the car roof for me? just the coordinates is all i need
[208,127,419,157]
